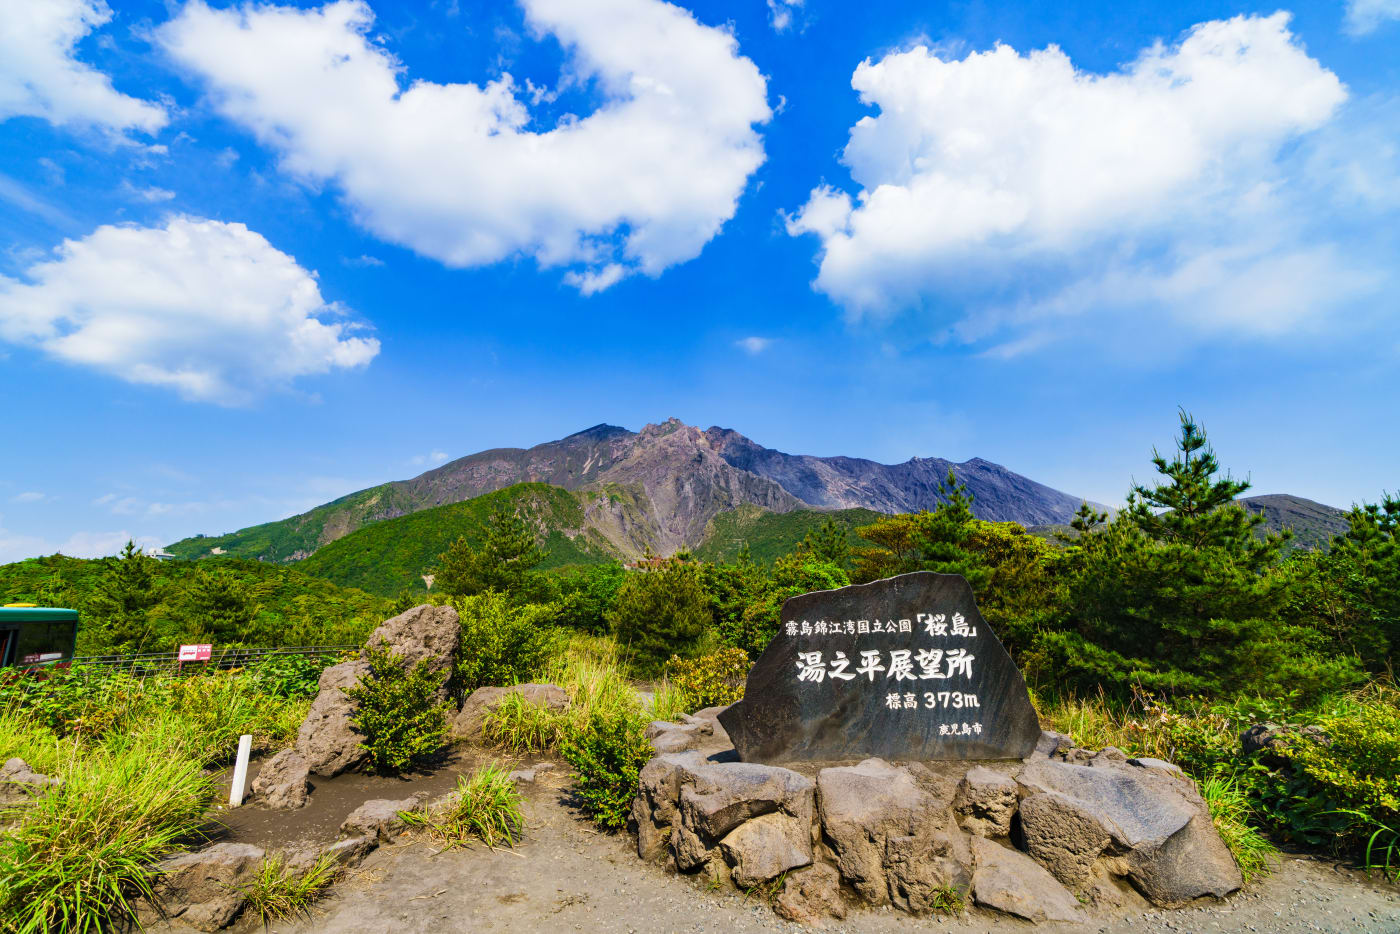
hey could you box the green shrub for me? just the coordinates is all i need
[664,648,749,711]
[0,731,213,932]
[241,852,341,923]
[608,558,710,674]
[452,592,561,693]
[559,708,652,831]
[346,645,449,774]
[402,764,524,848]
[481,694,563,753]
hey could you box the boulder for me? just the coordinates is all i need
[151,842,265,932]
[1018,754,1241,906]
[680,760,814,842]
[816,758,955,905]
[340,796,424,843]
[630,752,814,876]
[295,659,370,777]
[1018,790,1112,888]
[284,834,377,875]
[362,604,460,699]
[251,749,310,810]
[969,836,1083,923]
[718,812,813,887]
[953,766,1018,838]
[451,683,569,741]
[645,718,714,754]
[884,830,972,914]
[0,757,61,806]
[774,863,847,924]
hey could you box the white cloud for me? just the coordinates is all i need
[0,216,380,404]
[409,450,450,466]
[343,254,384,268]
[735,336,773,354]
[1345,0,1400,35]
[0,513,158,564]
[10,492,45,503]
[787,14,1392,346]
[0,0,167,137]
[160,0,770,292]
[767,0,803,33]
[120,180,176,202]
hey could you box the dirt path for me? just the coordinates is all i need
[255,765,1400,934]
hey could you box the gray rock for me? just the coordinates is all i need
[633,752,699,861]
[1018,789,1112,888]
[885,830,972,914]
[645,718,713,754]
[251,748,310,810]
[362,604,461,695]
[284,834,377,875]
[1130,757,1185,776]
[0,757,61,806]
[451,683,569,741]
[295,659,370,777]
[1239,721,1287,756]
[816,758,950,905]
[151,842,265,932]
[718,812,813,887]
[969,836,1083,923]
[1018,754,1242,906]
[953,766,1018,837]
[339,796,424,842]
[679,759,814,841]
[774,863,847,924]
[671,822,712,872]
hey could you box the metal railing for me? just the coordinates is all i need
[61,644,358,675]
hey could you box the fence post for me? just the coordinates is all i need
[229,734,253,807]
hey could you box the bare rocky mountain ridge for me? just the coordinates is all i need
[168,418,1096,562]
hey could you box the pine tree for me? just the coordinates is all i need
[433,508,547,600]
[802,518,851,569]
[87,540,161,653]
[182,566,259,642]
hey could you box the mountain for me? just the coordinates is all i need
[1026,493,1350,551]
[168,418,1093,563]
[1240,494,1350,550]
[703,427,1090,525]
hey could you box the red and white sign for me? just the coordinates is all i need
[178,644,213,662]
[21,652,63,664]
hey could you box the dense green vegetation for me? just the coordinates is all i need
[693,505,883,565]
[166,482,424,562]
[0,550,393,655]
[299,484,618,595]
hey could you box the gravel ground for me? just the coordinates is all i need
[259,767,1400,934]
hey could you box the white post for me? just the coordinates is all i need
[229,734,253,808]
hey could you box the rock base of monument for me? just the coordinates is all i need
[632,710,1243,924]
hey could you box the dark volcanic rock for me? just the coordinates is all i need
[719,573,1040,762]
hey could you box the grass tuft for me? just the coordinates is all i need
[481,693,562,754]
[0,731,213,933]
[1200,773,1278,883]
[241,852,342,923]
[402,763,524,849]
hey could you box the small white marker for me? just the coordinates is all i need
[229,734,253,807]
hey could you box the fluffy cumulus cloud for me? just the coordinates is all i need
[787,14,1396,349]
[159,0,770,292]
[0,216,380,404]
[767,0,803,33]
[0,0,167,136]
[1345,0,1400,36]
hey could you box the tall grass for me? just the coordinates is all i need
[402,763,524,848]
[1201,773,1278,882]
[0,728,213,933]
[649,678,690,722]
[542,634,644,727]
[481,692,563,753]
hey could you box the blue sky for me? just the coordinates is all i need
[1,0,1397,561]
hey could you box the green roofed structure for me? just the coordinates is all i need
[0,605,78,667]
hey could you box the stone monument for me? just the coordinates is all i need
[719,571,1040,761]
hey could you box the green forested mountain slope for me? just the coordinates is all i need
[295,483,625,595]
[693,505,885,564]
